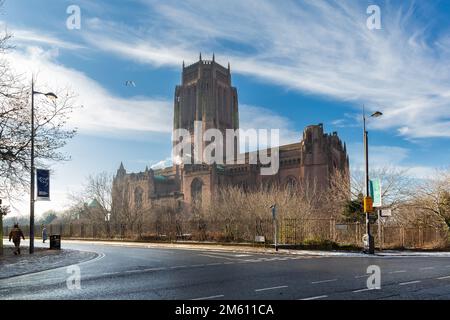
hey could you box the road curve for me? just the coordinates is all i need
[2,241,450,300]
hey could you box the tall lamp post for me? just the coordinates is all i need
[29,78,58,254]
[363,108,382,255]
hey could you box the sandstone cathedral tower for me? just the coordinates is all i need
[112,55,349,214]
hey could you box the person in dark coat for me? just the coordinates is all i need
[9,223,25,255]
[42,226,48,243]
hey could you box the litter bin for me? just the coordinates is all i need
[49,234,61,250]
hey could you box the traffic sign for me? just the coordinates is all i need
[380,209,392,217]
[369,179,382,207]
[364,196,373,213]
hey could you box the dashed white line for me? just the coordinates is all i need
[300,295,328,300]
[142,267,167,272]
[389,270,406,274]
[255,285,288,292]
[125,270,141,274]
[419,267,434,270]
[199,254,237,261]
[352,288,377,293]
[192,295,224,300]
[437,275,450,280]
[355,275,369,279]
[399,280,421,286]
[311,279,338,284]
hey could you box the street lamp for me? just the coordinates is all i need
[29,78,58,254]
[363,107,382,255]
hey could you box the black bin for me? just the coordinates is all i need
[49,234,61,250]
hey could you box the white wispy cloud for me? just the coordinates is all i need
[151,157,172,169]
[239,104,301,150]
[347,143,437,179]
[6,45,173,135]
[12,29,86,51]
[77,0,450,139]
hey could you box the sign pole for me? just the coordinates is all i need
[378,209,382,251]
[271,204,278,252]
[363,108,374,254]
[29,77,35,254]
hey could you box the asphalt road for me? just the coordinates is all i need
[2,241,450,300]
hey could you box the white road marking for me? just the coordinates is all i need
[419,267,434,270]
[300,295,328,300]
[192,295,224,300]
[125,270,141,273]
[255,285,288,292]
[102,272,120,276]
[206,263,222,266]
[437,276,450,280]
[142,267,167,272]
[399,280,421,286]
[202,251,251,258]
[199,254,238,261]
[352,288,378,293]
[355,275,369,279]
[311,279,338,284]
[389,270,406,274]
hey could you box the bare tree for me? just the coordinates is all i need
[327,166,413,222]
[68,172,113,223]
[405,168,450,227]
[349,166,412,208]
[0,17,78,200]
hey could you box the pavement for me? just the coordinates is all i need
[0,241,97,279]
[2,239,450,300]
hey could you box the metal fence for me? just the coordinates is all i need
[3,219,449,250]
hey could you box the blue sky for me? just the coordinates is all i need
[1,0,450,216]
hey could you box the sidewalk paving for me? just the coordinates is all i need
[0,244,97,279]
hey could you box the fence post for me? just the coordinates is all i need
[401,227,405,248]
[419,227,423,247]
[329,219,336,242]
[356,222,360,245]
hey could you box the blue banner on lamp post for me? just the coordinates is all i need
[36,169,50,201]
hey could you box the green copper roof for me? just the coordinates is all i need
[88,199,101,208]
[154,175,168,182]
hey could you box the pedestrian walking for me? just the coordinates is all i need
[9,223,25,255]
[42,226,48,243]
